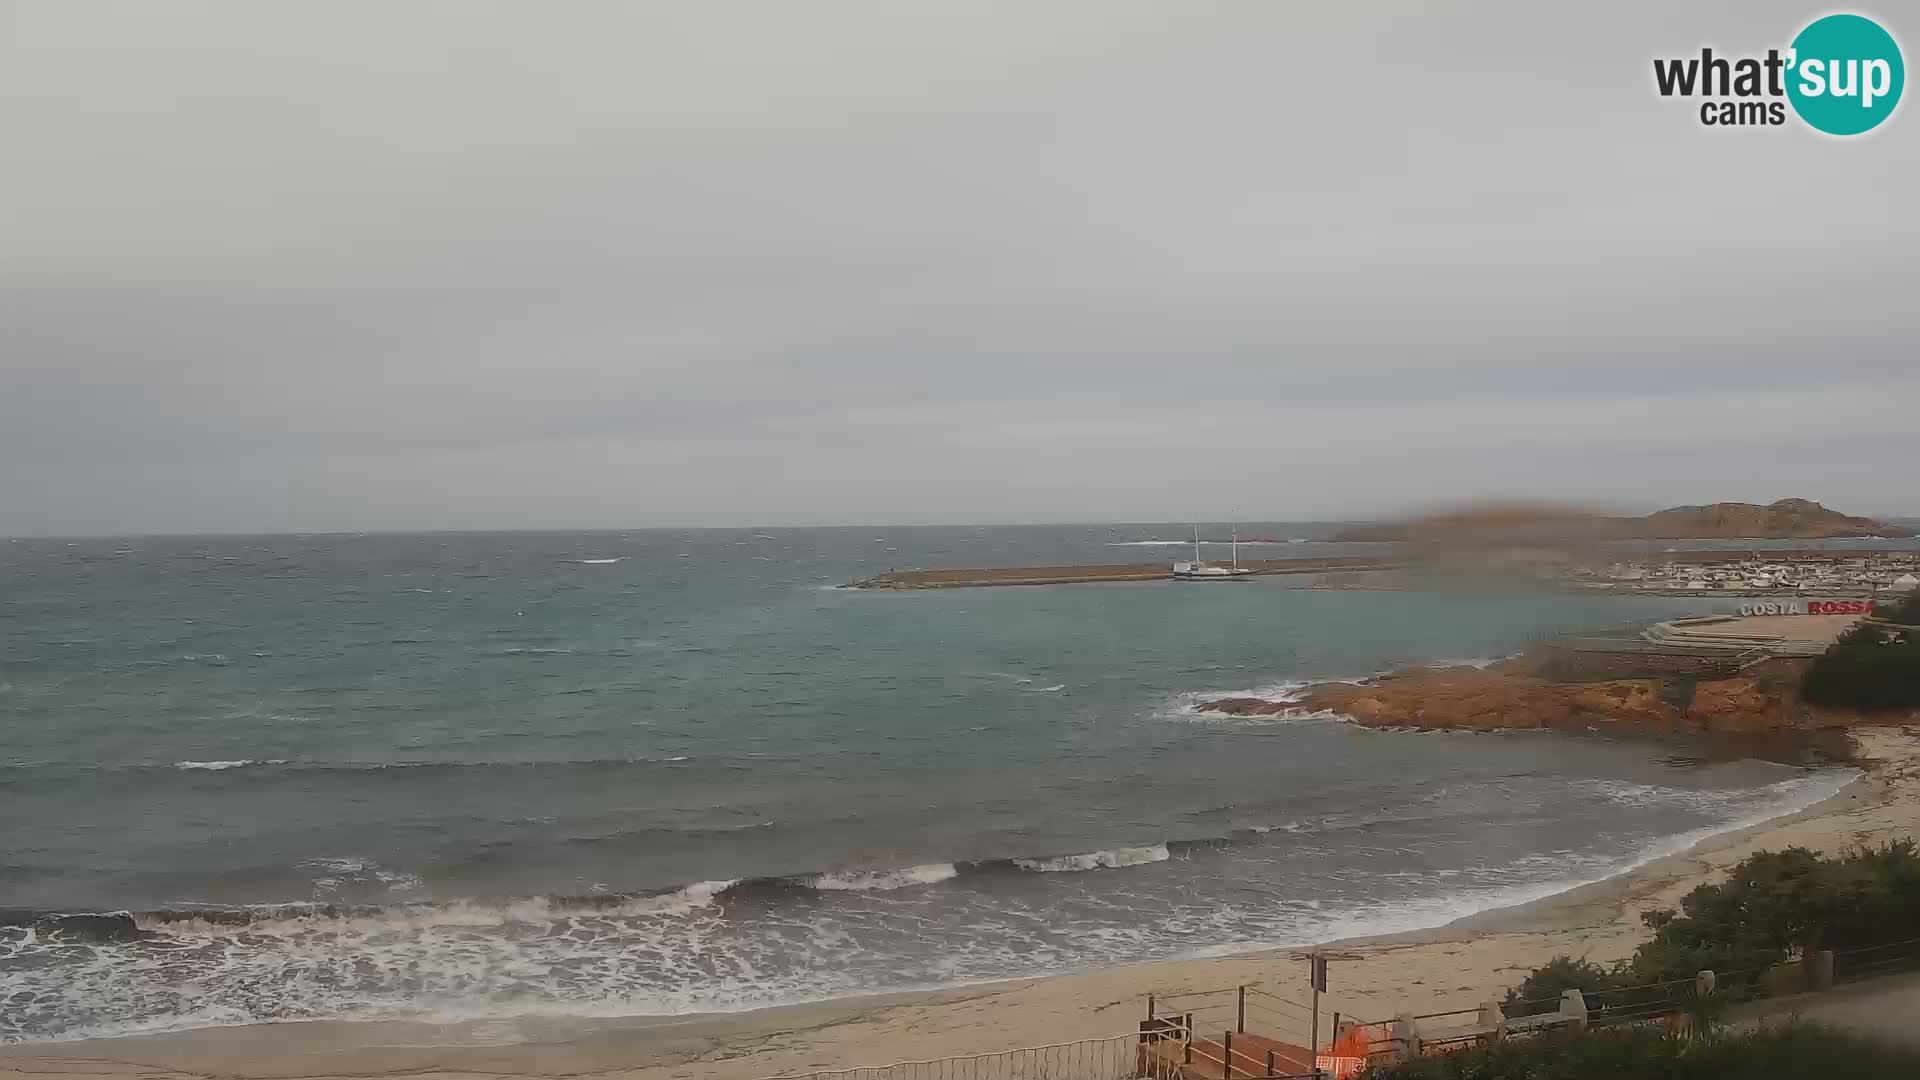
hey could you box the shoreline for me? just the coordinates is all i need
[6,729,1916,1080]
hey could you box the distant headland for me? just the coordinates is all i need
[1330,498,1914,542]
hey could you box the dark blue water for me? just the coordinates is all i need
[0,527,1860,1040]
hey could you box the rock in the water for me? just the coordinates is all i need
[1202,696,1296,716]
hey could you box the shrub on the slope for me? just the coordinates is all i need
[1505,842,1920,1018]
[1802,591,1920,711]
[1362,1023,1920,1080]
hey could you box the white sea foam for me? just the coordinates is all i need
[1250,821,1310,835]
[5,768,1860,1045]
[808,863,959,892]
[1160,680,1316,723]
[573,557,624,565]
[139,878,744,938]
[173,759,285,771]
[1221,767,1861,957]
[1025,684,1067,693]
[1572,777,1770,812]
[1430,654,1517,669]
[375,870,425,893]
[1014,844,1170,872]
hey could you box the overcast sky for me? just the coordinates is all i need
[3,2,1915,535]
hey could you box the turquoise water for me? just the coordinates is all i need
[0,526,1858,1040]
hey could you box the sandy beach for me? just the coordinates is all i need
[5,727,1917,1080]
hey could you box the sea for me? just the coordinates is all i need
[0,524,1889,1043]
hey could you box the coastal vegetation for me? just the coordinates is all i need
[1504,843,1920,1019]
[1800,592,1920,712]
[1360,1023,1920,1079]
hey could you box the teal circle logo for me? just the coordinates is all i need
[1786,14,1905,135]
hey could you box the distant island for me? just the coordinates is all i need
[1332,498,1914,542]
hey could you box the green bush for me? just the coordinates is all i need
[1505,843,1920,1019]
[1361,1023,1920,1079]
[1885,591,1920,624]
[1802,591,1920,711]
[1501,956,1616,1017]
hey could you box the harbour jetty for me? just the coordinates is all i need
[846,555,1403,589]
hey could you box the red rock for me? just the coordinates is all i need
[1688,678,1785,731]
[1199,662,1907,737]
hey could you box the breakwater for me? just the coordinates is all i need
[846,556,1405,588]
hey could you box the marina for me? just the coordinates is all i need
[1551,551,1920,597]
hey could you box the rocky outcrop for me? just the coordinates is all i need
[1202,660,1907,736]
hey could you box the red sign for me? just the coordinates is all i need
[1807,599,1875,614]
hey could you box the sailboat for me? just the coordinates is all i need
[1172,524,1254,580]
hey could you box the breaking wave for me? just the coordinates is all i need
[807,863,960,891]
[1,839,1289,941]
[1012,844,1171,872]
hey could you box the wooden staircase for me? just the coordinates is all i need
[1139,1025,1316,1079]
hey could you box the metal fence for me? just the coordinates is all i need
[755,1033,1148,1080]
[1146,984,1323,1053]
[1834,936,1920,984]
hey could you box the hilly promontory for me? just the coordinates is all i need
[1637,498,1911,539]
[1332,498,1912,542]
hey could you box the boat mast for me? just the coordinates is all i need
[1232,527,1239,570]
[1192,523,1203,566]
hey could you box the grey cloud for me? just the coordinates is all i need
[2,1,1916,535]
